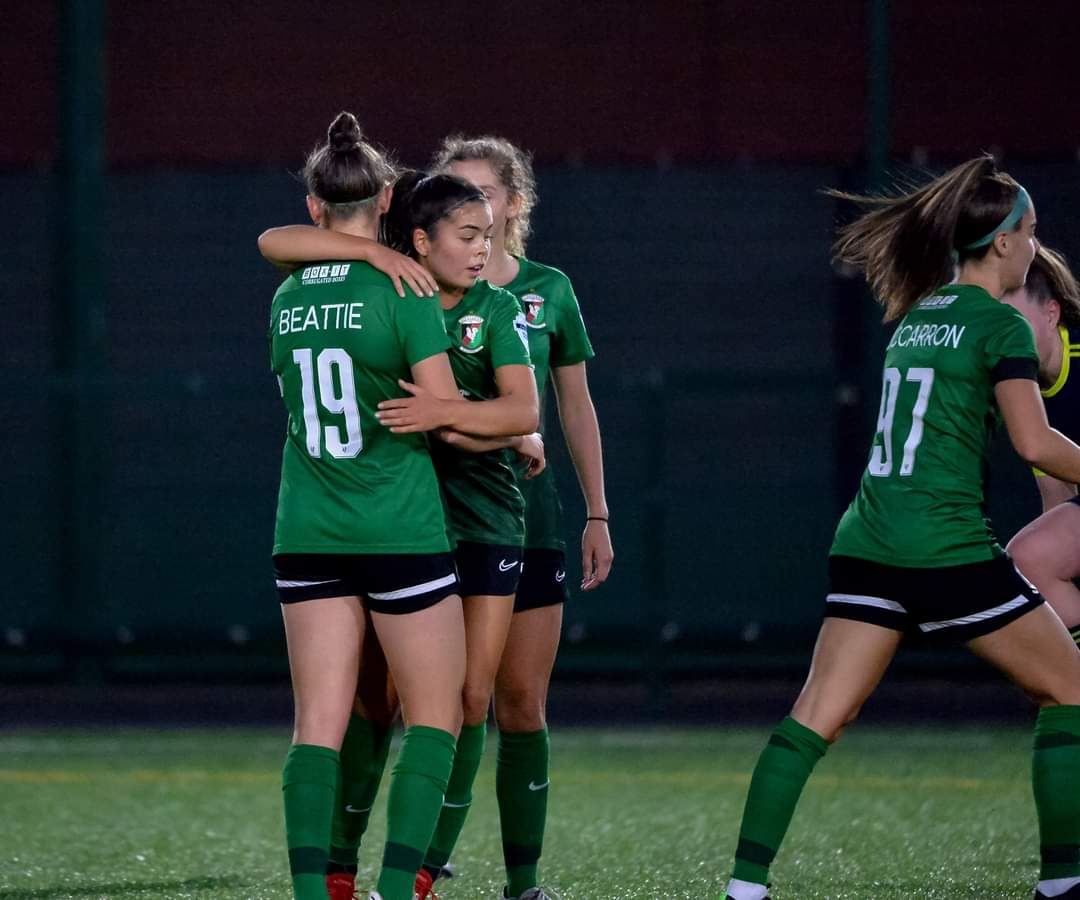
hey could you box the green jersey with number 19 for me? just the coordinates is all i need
[831,284,1039,567]
[432,279,532,546]
[270,260,453,555]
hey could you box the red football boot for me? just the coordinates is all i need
[325,871,358,900]
[414,868,440,899]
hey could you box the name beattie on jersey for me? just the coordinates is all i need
[279,302,364,334]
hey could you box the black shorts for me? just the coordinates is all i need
[455,541,523,597]
[514,548,570,613]
[273,553,458,615]
[826,554,1043,642]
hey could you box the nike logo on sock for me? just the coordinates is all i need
[499,559,519,572]
[555,570,566,582]
[443,800,471,808]
[527,780,550,791]
[344,805,371,814]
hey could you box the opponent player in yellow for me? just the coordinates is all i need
[1003,247,1080,646]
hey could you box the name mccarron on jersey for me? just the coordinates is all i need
[887,322,966,350]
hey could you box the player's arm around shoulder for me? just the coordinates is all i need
[378,291,538,438]
[256,224,436,297]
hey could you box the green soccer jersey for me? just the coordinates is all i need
[503,258,596,551]
[831,283,1039,567]
[432,279,532,546]
[270,260,453,555]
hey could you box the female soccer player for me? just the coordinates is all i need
[723,157,1080,900]
[432,135,613,900]
[270,112,477,900]
[1001,247,1080,644]
[260,170,542,900]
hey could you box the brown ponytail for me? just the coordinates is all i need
[828,155,1026,321]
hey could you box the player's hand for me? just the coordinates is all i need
[581,519,613,591]
[376,380,451,432]
[368,244,438,298]
[515,432,546,479]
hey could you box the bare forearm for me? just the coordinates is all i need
[558,395,608,517]
[1037,473,1079,512]
[436,430,518,453]
[1026,429,1080,485]
[258,225,375,266]
[444,397,537,438]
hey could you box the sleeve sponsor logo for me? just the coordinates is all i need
[513,312,530,352]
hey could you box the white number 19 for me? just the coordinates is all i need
[292,348,364,459]
[868,366,935,478]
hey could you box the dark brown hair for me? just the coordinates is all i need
[302,112,396,220]
[381,170,488,259]
[829,155,1027,321]
[432,135,537,256]
[1022,246,1080,330]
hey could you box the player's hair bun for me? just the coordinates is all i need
[327,112,363,154]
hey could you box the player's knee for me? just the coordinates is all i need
[494,684,546,732]
[461,684,494,726]
[1007,532,1055,578]
[292,708,350,749]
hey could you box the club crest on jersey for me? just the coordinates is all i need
[459,314,485,353]
[522,293,546,328]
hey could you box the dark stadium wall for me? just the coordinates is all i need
[4,1,1078,679]
[5,1,1080,168]
[8,160,1074,676]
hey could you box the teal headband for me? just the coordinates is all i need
[961,186,1031,250]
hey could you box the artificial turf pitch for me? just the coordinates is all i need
[0,726,1044,899]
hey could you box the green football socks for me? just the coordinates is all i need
[328,713,393,869]
[423,720,487,876]
[730,716,828,886]
[282,743,340,900]
[376,725,456,900]
[1069,626,1080,650]
[1033,705,1080,884]
[496,727,551,897]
